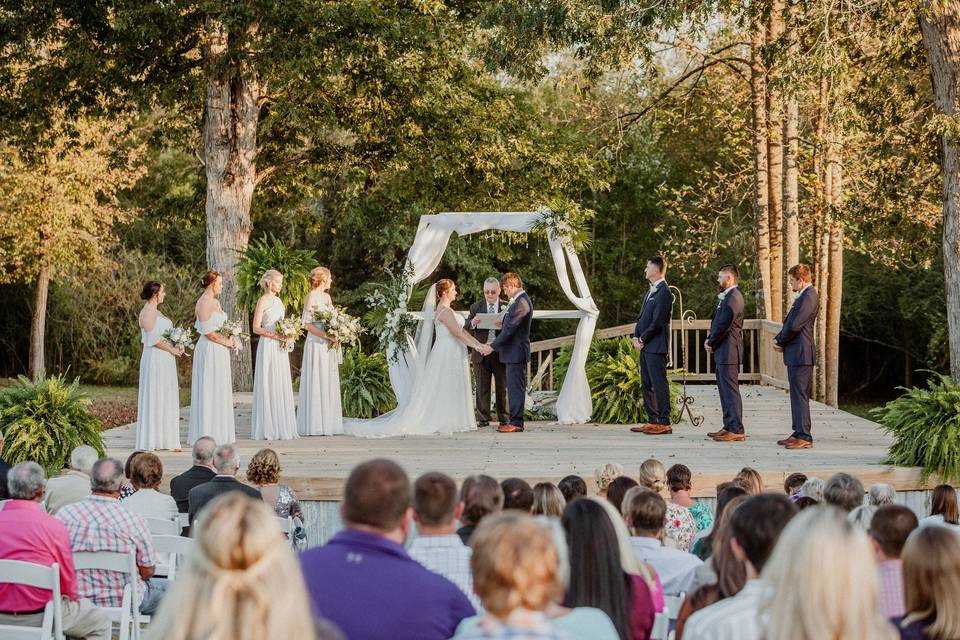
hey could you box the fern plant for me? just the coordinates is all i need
[0,375,106,475]
[587,338,682,425]
[873,373,960,482]
[236,234,319,312]
[339,348,397,419]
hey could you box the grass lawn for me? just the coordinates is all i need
[839,397,886,421]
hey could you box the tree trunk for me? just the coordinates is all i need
[813,75,831,402]
[204,17,260,391]
[825,139,843,408]
[767,0,786,321]
[29,265,50,381]
[919,2,960,382]
[783,0,800,278]
[751,21,772,319]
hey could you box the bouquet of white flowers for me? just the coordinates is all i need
[162,326,195,353]
[313,305,363,348]
[275,315,304,352]
[218,319,248,353]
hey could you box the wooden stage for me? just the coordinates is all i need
[102,384,926,501]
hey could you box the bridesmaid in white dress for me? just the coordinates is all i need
[297,267,344,436]
[135,281,185,450]
[187,271,238,445]
[251,270,299,441]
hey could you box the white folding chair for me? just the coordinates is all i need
[177,513,190,530]
[151,535,194,581]
[651,610,670,640]
[72,551,139,640]
[143,517,179,537]
[664,593,685,621]
[0,560,63,640]
[276,516,294,544]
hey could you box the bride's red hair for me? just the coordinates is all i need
[435,279,455,304]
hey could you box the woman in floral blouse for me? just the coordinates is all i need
[638,458,697,551]
[667,463,714,533]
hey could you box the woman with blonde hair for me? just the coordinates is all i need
[734,467,763,496]
[639,458,696,550]
[147,492,325,640]
[251,269,298,441]
[760,507,896,640]
[594,463,624,497]
[531,482,566,518]
[896,525,960,639]
[297,266,344,436]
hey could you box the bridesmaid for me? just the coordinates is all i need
[187,271,238,445]
[297,267,344,436]
[135,281,184,451]
[251,270,299,441]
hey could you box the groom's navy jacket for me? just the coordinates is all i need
[706,286,744,365]
[633,281,672,354]
[490,292,533,364]
[775,285,819,366]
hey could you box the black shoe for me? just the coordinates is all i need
[478,421,490,427]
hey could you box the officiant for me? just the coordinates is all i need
[464,277,509,427]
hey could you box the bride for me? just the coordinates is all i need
[345,278,486,438]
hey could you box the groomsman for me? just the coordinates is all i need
[631,256,674,435]
[464,278,509,427]
[774,264,820,450]
[704,265,745,442]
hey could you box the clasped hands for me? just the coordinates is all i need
[476,344,494,356]
[632,337,644,351]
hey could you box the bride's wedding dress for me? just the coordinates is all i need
[344,305,477,438]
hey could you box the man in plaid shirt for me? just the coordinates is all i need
[57,458,165,615]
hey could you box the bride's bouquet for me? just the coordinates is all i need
[218,319,249,353]
[275,315,304,352]
[312,305,363,348]
[162,326,195,353]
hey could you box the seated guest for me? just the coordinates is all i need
[783,472,807,498]
[668,464,713,532]
[57,458,165,615]
[824,472,865,513]
[895,525,960,640]
[605,475,638,513]
[43,444,98,514]
[300,459,474,639]
[0,462,108,639]
[121,452,178,522]
[408,472,482,611]
[531,482,566,518]
[169,436,216,513]
[594,463,624,498]
[849,504,878,531]
[624,487,703,595]
[691,483,746,560]
[868,504,919,619]
[733,467,763,496]
[187,444,261,524]
[869,482,897,506]
[761,508,897,640]
[501,477,534,512]
[0,429,11,500]
[119,450,146,500]
[246,448,302,518]
[558,474,588,503]
[688,495,748,594]
[799,476,825,502]
[794,496,819,509]
[681,494,797,640]
[457,475,503,544]
[918,484,959,530]
[146,492,336,640]
[640,458,696,550]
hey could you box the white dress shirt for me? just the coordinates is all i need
[121,488,179,522]
[630,536,703,595]
[408,534,483,612]
[682,579,766,640]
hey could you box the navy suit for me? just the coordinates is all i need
[490,291,533,427]
[634,280,673,425]
[707,286,745,433]
[775,285,820,442]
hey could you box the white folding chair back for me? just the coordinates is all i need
[143,517,179,537]
[72,551,139,640]
[651,610,670,640]
[151,535,194,581]
[177,512,190,529]
[0,560,63,640]
[664,593,685,620]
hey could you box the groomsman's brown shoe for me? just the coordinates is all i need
[777,436,797,446]
[497,423,524,433]
[711,430,745,442]
[707,429,726,438]
[642,423,673,435]
[784,439,813,450]
[629,425,647,433]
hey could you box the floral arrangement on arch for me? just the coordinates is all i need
[531,198,594,252]
[363,264,421,364]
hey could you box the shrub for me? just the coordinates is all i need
[874,373,960,482]
[0,375,106,475]
[236,234,318,312]
[587,337,682,425]
[339,348,397,418]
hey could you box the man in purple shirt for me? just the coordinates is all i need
[300,459,475,639]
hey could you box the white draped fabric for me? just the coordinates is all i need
[388,212,599,424]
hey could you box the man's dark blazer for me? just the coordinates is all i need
[706,286,745,365]
[490,292,533,364]
[187,476,261,523]
[775,286,819,366]
[0,458,11,500]
[633,280,673,354]
[463,299,508,364]
[170,464,217,513]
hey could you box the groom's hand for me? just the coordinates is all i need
[632,337,642,350]
[478,344,493,356]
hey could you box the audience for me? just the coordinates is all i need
[624,487,703,595]
[869,482,897,506]
[639,458,697,551]
[682,494,797,640]
[246,448,303,519]
[43,444,98,514]
[918,484,959,530]
[849,504,878,531]
[187,444,261,524]
[121,452,178,522]
[691,483,746,560]
[169,436,217,513]
[0,429,10,500]
[300,459,474,639]
[794,496,819,509]
[761,507,897,640]
[0,461,109,639]
[408,472,482,611]
[783,472,807,498]
[558,474,588,503]
[531,482,566,518]
[733,467,763,496]
[668,464,713,533]
[56,458,165,615]
[605,475,638,513]
[824,472,865,513]
[146,492,334,640]
[688,494,748,593]
[120,450,146,499]
[896,524,960,640]
[501,477,534,512]
[799,476,825,502]
[457,475,503,544]
[594,463,624,497]
[868,504,919,619]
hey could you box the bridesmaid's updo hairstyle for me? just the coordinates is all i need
[435,279,455,304]
[200,271,220,289]
[259,269,282,290]
[140,280,162,301]
[310,266,331,288]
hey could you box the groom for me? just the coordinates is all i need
[479,273,533,433]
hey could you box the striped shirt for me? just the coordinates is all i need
[408,534,483,612]
[682,579,765,640]
[56,495,156,608]
[877,559,905,619]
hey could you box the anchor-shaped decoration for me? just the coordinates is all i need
[668,285,705,428]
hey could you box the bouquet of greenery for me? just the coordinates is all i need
[275,315,304,352]
[161,326,195,353]
[363,265,421,363]
[218,319,249,353]
[313,305,363,348]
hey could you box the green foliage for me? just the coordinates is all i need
[339,348,397,419]
[236,234,318,313]
[874,374,960,482]
[0,375,106,475]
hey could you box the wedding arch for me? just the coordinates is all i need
[387,211,599,424]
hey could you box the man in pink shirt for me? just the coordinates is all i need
[0,461,108,639]
[868,503,919,619]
